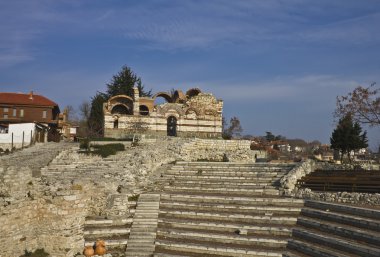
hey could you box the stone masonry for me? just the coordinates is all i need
[104,87,223,139]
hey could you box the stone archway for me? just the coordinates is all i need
[167,116,177,136]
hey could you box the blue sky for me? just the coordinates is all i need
[0,0,379,149]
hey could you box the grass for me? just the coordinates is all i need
[80,142,125,158]
[128,194,139,201]
[20,249,49,257]
[91,143,125,157]
[89,137,133,141]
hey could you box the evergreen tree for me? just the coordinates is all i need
[106,65,151,97]
[88,92,107,137]
[330,114,368,163]
[87,65,151,137]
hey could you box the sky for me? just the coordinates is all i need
[0,0,379,149]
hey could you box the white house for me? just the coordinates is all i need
[0,123,46,151]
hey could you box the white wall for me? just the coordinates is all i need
[0,123,36,144]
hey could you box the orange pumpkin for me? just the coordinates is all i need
[83,246,94,257]
[95,240,106,255]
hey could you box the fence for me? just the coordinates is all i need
[0,123,39,152]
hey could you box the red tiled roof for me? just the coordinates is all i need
[0,92,58,107]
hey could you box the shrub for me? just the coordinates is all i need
[20,248,49,257]
[79,138,90,150]
[128,194,139,201]
[91,143,125,157]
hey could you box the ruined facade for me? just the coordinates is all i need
[104,88,223,138]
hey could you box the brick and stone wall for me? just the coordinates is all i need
[104,89,223,139]
[180,139,265,162]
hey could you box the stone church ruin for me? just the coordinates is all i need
[103,87,223,139]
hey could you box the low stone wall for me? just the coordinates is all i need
[294,188,380,205]
[0,165,88,257]
[279,160,316,193]
[180,139,264,162]
[279,160,380,206]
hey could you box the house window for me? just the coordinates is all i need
[20,109,24,117]
[3,114,8,119]
[13,108,17,117]
[42,110,47,119]
[3,108,8,112]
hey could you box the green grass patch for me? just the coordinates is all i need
[89,137,133,141]
[128,194,139,201]
[91,143,125,158]
[20,249,49,257]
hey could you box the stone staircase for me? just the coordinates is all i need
[83,196,137,253]
[126,193,160,257]
[84,216,132,252]
[154,161,302,256]
[286,200,380,257]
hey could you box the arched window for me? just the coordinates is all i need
[113,119,119,129]
[111,104,132,115]
[139,105,149,116]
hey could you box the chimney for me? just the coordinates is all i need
[29,91,34,100]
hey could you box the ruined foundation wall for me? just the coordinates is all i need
[0,166,88,257]
[180,139,265,162]
[0,143,89,257]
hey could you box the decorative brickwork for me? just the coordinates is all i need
[103,88,223,138]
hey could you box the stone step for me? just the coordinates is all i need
[292,228,380,257]
[159,201,301,215]
[168,181,276,187]
[164,186,280,195]
[301,208,380,232]
[174,161,294,168]
[297,216,380,247]
[126,193,160,257]
[154,248,244,257]
[84,238,128,247]
[160,193,304,206]
[134,210,160,214]
[84,226,130,235]
[159,210,298,225]
[158,219,293,236]
[167,183,276,190]
[155,240,284,257]
[85,217,133,226]
[165,171,287,177]
[129,229,157,233]
[154,252,193,257]
[162,175,277,182]
[156,228,288,248]
[286,239,349,257]
[165,180,273,187]
[172,165,290,169]
[305,200,380,220]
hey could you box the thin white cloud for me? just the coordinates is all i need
[300,12,380,44]
[187,75,361,103]
[1,0,380,66]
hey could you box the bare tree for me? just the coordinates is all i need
[126,117,149,143]
[222,116,243,139]
[79,101,91,121]
[335,83,380,127]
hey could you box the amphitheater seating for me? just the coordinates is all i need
[152,161,301,257]
[296,170,380,193]
[286,200,380,257]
